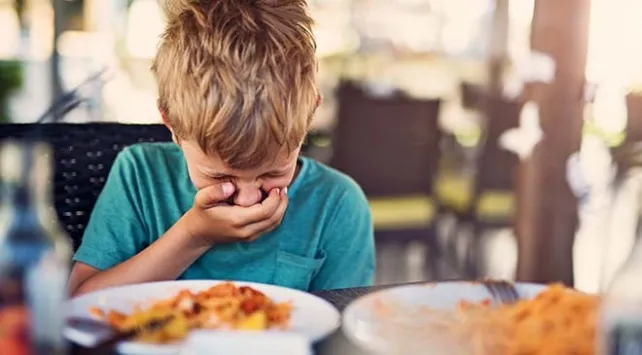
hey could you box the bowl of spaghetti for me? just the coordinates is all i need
[342,281,601,355]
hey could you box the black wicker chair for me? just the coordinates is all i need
[0,123,321,250]
[0,123,172,250]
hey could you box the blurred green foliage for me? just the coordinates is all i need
[0,61,24,123]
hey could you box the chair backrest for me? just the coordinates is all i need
[474,96,523,193]
[0,123,319,250]
[460,82,486,110]
[329,81,442,197]
[0,123,172,249]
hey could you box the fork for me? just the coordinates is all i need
[65,316,172,349]
[481,279,520,305]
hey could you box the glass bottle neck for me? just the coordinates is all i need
[1,181,52,228]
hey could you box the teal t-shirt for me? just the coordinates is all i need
[73,143,375,291]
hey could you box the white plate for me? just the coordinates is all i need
[64,280,341,355]
[342,281,547,354]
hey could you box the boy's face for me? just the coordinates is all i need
[180,140,299,207]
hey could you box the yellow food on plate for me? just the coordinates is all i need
[89,282,293,344]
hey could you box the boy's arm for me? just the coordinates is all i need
[309,187,376,291]
[69,214,209,296]
[68,149,210,296]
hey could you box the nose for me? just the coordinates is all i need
[232,182,263,207]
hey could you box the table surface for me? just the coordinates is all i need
[313,284,419,355]
[70,282,420,355]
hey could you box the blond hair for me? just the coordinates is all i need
[152,0,317,169]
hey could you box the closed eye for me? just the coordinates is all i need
[261,172,286,179]
[208,174,234,181]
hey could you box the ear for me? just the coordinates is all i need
[311,93,322,115]
[158,101,179,144]
[158,100,170,127]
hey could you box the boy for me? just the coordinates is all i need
[67,0,375,295]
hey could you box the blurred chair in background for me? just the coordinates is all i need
[329,80,444,282]
[437,95,522,278]
[460,82,486,111]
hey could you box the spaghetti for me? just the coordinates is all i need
[372,283,601,355]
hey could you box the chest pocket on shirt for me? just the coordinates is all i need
[273,250,325,291]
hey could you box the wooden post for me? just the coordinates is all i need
[515,0,591,285]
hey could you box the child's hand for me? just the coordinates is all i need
[183,182,288,245]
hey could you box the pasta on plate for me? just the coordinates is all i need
[371,283,601,355]
[88,282,293,344]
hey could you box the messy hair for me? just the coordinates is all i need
[152,0,318,169]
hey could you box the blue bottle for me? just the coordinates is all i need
[0,140,72,355]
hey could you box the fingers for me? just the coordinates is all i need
[240,188,289,239]
[233,188,283,225]
[196,186,288,242]
[261,188,289,233]
[194,182,235,208]
[268,188,289,229]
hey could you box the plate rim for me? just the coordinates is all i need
[65,279,341,353]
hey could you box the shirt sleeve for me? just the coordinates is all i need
[72,148,149,270]
[310,186,376,291]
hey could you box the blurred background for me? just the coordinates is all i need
[1,0,641,294]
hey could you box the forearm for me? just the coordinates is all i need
[73,217,209,296]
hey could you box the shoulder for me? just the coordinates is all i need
[103,142,186,196]
[297,157,371,222]
[110,142,182,175]
[299,157,368,207]
[116,142,182,166]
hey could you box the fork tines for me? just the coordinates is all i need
[482,279,520,305]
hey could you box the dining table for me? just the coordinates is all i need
[70,282,422,355]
